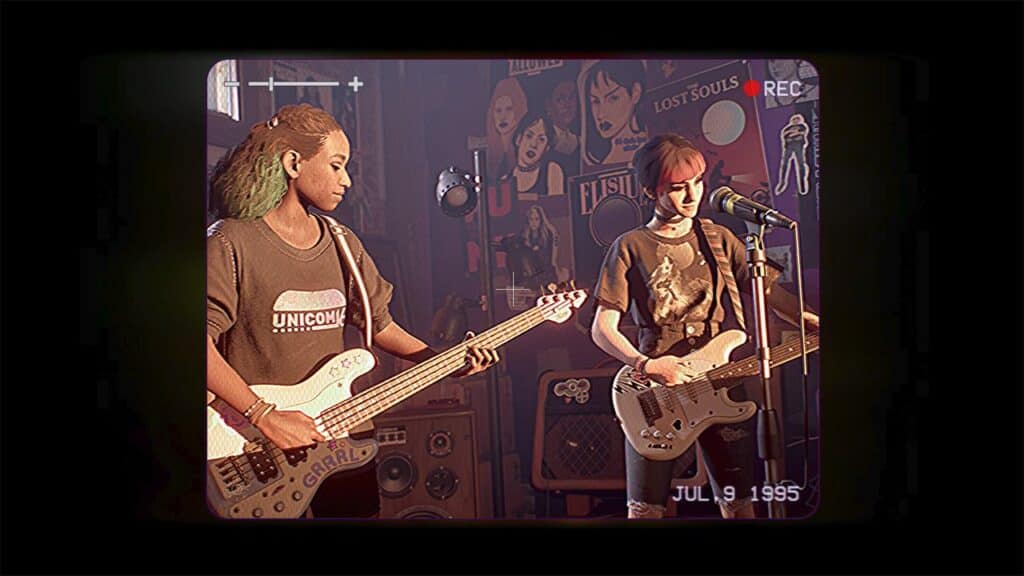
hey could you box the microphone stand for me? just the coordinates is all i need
[744,225,785,519]
[472,148,506,518]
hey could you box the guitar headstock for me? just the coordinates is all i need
[537,280,588,324]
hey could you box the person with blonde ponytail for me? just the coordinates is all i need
[207,104,500,518]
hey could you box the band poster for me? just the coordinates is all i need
[471,59,820,328]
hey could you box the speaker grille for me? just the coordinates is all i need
[549,414,620,478]
[377,453,416,498]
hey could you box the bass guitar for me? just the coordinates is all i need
[207,287,587,518]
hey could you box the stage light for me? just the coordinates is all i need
[436,166,477,217]
[434,149,508,518]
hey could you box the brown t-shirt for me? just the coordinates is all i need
[207,214,394,386]
[594,222,781,357]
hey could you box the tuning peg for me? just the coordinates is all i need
[547,283,558,295]
[569,280,577,290]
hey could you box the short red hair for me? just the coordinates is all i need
[633,134,706,200]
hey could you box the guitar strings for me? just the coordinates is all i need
[212,304,812,487]
[646,333,820,402]
[211,297,574,485]
[314,301,561,433]
[213,336,817,490]
[313,297,571,436]
[313,305,814,437]
[313,306,548,434]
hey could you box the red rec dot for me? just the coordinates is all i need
[743,79,761,97]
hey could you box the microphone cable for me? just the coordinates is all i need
[793,223,814,492]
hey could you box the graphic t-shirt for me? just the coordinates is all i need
[594,223,781,357]
[207,214,394,387]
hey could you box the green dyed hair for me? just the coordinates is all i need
[209,103,342,219]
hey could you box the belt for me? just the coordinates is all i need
[662,321,718,338]
[641,321,720,357]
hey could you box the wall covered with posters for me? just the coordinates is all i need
[426,59,821,509]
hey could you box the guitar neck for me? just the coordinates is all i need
[324,304,555,432]
[706,331,820,386]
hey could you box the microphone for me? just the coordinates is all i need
[708,186,796,229]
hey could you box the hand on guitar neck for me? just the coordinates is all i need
[641,313,819,387]
[450,331,500,379]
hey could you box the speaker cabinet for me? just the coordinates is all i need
[374,409,479,519]
[531,368,706,492]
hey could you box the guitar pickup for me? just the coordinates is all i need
[637,390,663,426]
[284,447,310,467]
[244,444,280,484]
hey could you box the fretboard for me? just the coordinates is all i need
[321,301,564,434]
[704,332,820,387]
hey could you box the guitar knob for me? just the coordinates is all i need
[274,501,285,513]
[665,432,675,440]
[652,430,662,439]
[252,507,264,518]
[292,491,303,501]
[639,429,650,438]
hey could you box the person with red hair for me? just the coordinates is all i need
[590,134,819,519]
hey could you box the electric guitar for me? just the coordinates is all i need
[207,287,588,519]
[611,330,819,461]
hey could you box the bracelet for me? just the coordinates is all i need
[639,358,651,376]
[243,398,266,420]
[635,356,650,376]
[250,403,276,427]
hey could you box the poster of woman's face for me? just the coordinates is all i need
[500,201,572,311]
[507,112,566,200]
[515,116,551,170]
[522,203,569,283]
[486,77,529,180]
[579,60,648,171]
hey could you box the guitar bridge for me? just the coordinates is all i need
[213,456,251,495]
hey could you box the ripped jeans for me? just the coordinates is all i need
[625,386,757,515]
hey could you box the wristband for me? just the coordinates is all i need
[636,356,651,376]
[250,402,276,426]
[243,398,266,420]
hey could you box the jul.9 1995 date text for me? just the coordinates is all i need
[672,484,802,503]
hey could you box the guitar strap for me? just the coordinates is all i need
[321,215,374,351]
[696,218,747,332]
[206,216,374,408]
